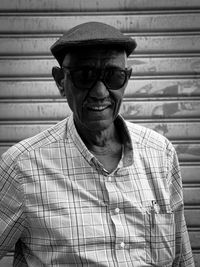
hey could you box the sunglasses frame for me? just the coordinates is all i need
[62,66,132,90]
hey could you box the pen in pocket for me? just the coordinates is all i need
[151,200,157,228]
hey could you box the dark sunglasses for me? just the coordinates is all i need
[62,66,132,90]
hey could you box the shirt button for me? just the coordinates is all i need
[114,207,120,214]
[120,242,125,249]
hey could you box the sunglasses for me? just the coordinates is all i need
[62,66,132,90]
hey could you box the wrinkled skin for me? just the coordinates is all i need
[53,48,128,133]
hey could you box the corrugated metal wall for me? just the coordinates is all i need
[0,1,200,266]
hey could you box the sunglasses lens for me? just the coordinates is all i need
[104,69,126,89]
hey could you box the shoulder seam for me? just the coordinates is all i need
[3,118,69,164]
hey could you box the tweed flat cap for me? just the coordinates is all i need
[51,21,137,66]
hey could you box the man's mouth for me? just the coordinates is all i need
[87,105,110,111]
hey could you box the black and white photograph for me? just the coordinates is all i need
[0,1,199,266]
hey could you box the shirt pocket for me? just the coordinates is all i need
[144,202,175,266]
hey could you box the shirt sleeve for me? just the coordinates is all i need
[0,150,27,259]
[167,144,195,267]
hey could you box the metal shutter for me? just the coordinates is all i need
[0,1,200,266]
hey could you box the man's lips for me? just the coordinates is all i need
[84,102,112,112]
[87,105,110,111]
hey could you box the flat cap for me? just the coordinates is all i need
[51,21,137,66]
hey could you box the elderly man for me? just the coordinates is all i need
[0,22,194,266]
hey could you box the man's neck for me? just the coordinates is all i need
[74,121,122,155]
[74,118,123,173]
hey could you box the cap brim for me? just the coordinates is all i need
[51,39,137,66]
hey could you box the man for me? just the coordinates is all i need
[0,22,194,266]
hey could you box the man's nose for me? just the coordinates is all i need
[88,80,109,99]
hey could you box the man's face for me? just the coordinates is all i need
[61,47,129,132]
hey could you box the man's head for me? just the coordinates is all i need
[51,21,136,67]
[51,22,137,132]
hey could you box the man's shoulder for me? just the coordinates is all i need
[125,120,173,152]
[2,117,69,163]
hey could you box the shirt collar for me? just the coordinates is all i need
[67,114,94,162]
[114,114,133,167]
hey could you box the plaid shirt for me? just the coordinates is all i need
[0,114,194,267]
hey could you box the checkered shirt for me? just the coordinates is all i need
[0,114,194,266]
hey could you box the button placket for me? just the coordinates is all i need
[108,176,112,182]
[104,175,129,262]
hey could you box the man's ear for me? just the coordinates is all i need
[52,66,65,97]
